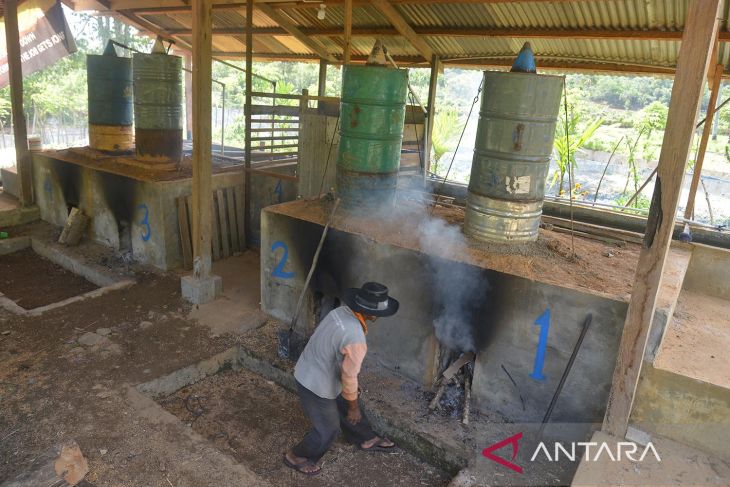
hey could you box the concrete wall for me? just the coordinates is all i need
[261,208,628,423]
[32,154,243,270]
[682,243,730,300]
[631,365,730,461]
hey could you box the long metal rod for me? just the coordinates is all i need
[383,49,427,114]
[538,314,592,439]
[288,199,341,334]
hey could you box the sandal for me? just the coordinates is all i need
[283,453,322,476]
[358,438,396,453]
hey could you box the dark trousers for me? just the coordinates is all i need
[292,381,377,462]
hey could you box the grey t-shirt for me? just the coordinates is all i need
[294,306,366,399]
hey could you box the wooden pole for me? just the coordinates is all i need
[423,55,440,179]
[244,0,253,246]
[191,0,213,278]
[685,62,724,220]
[318,59,328,97]
[184,52,194,141]
[344,0,352,64]
[4,0,33,206]
[602,0,723,439]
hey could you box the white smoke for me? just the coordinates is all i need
[417,212,488,353]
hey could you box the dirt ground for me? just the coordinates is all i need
[0,260,262,486]
[0,247,98,309]
[0,240,452,486]
[160,368,449,486]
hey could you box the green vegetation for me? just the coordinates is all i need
[429,108,463,175]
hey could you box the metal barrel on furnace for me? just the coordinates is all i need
[87,41,134,153]
[133,49,183,166]
[335,64,408,209]
[464,70,563,243]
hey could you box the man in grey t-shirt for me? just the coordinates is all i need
[284,282,400,476]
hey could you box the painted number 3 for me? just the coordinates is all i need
[271,241,295,279]
[137,204,151,242]
[530,308,551,381]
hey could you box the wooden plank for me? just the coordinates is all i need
[255,3,336,63]
[369,0,434,61]
[226,187,240,252]
[4,0,32,206]
[234,185,246,251]
[217,189,231,258]
[344,0,353,63]
[190,0,214,277]
[211,194,221,261]
[602,0,723,439]
[685,62,724,219]
[249,104,300,117]
[177,197,193,269]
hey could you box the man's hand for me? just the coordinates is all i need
[347,399,361,425]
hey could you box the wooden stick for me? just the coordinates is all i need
[429,379,449,410]
[462,371,471,425]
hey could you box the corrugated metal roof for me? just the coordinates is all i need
[122,0,730,75]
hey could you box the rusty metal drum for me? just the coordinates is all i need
[464,70,563,243]
[336,64,408,209]
[87,41,134,153]
[133,51,183,165]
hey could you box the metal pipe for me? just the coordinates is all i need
[538,314,592,439]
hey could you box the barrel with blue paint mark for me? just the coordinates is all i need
[87,42,134,153]
[336,64,408,209]
[465,70,563,243]
[133,51,183,166]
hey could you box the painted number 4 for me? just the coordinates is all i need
[530,309,551,381]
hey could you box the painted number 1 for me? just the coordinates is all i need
[530,309,551,381]
[271,241,295,279]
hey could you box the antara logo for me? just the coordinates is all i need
[482,432,661,474]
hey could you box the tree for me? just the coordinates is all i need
[552,111,603,196]
[429,108,463,175]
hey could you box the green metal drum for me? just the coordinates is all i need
[133,52,183,165]
[87,42,134,153]
[464,70,563,243]
[336,64,408,208]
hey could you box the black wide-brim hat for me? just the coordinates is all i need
[343,282,399,318]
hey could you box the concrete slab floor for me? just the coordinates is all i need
[571,430,730,486]
[187,252,268,336]
[654,289,730,389]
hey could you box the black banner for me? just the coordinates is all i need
[0,0,77,88]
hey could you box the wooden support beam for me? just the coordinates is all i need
[191,0,214,278]
[4,0,33,206]
[423,55,440,179]
[163,26,730,43]
[244,0,253,246]
[602,0,723,439]
[344,0,353,64]
[685,62,724,220]
[317,59,328,97]
[369,0,434,61]
[255,3,336,63]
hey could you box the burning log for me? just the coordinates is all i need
[429,351,475,424]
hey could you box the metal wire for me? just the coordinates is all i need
[430,78,484,215]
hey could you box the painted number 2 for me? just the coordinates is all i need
[271,241,295,279]
[530,309,551,381]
